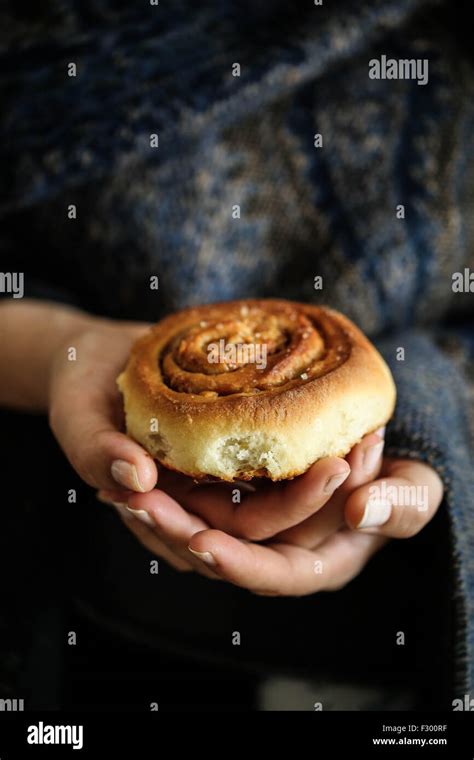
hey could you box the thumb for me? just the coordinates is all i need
[344,459,443,538]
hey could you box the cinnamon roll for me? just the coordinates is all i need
[117,299,396,481]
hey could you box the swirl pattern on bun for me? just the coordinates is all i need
[117,299,396,481]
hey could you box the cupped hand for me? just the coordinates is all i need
[48,319,159,493]
[99,429,443,595]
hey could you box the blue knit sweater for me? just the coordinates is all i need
[1,0,473,705]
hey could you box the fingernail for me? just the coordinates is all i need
[188,547,216,566]
[323,470,350,494]
[375,426,386,438]
[111,460,145,492]
[362,441,384,473]
[125,507,155,526]
[357,498,392,529]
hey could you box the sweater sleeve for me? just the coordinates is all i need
[376,325,474,696]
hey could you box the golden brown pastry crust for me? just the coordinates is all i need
[117,299,396,481]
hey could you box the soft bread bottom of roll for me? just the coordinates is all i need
[121,399,388,482]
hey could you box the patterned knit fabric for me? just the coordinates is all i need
[1,0,474,703]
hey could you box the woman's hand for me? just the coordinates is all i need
[48,317,159,493]
[1,300,200,573]
[1,301,444,590]
[43,309,443,592]
[100,430,444,595]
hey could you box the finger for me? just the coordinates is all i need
[96,491,193,571]
[49,385,158,492]
[275,430,386,548]
[188,528,386,596]
[183,458,350,541]
[342,428,385,491]
[127,490,221,579]
[274,493,347,549]
[114,504,194,572]
[345,459,443,537]
[97,489,134,507]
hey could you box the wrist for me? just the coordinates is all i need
[0,300,98,412]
